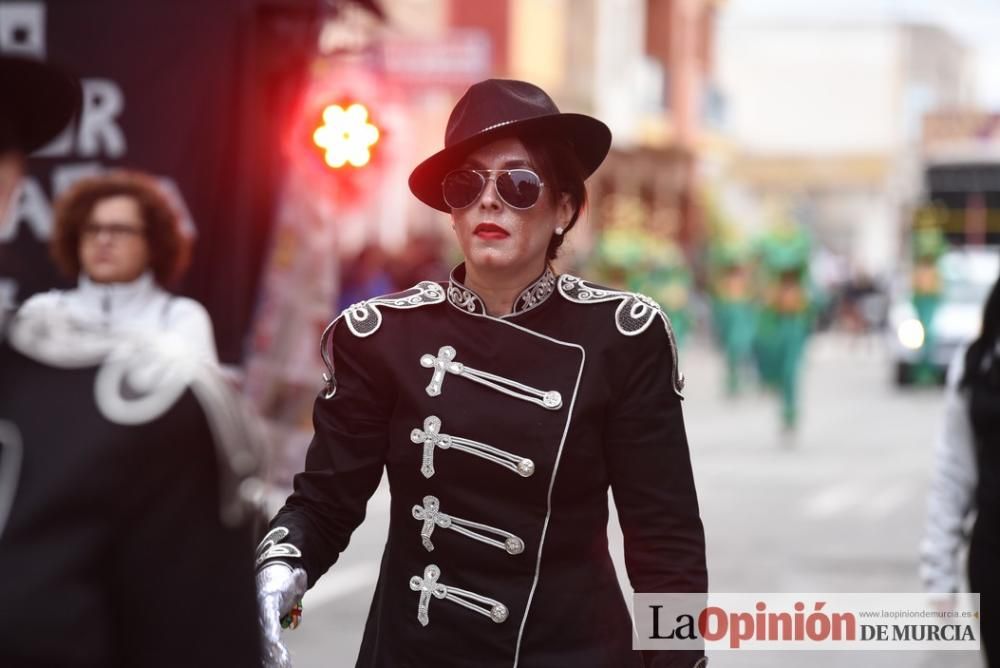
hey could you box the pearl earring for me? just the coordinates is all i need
[554,226,565,236]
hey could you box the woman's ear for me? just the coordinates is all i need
[557,192,573,228]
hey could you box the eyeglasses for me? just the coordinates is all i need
[442,168,544,210]
[81,221,145,241]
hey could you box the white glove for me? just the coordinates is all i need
[257,562,308,668]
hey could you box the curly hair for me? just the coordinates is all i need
[50,170,191,286]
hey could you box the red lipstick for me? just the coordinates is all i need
[474,223,509,240]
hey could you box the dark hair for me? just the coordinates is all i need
[962,271,1000,389]
[520,130,588,261]
[51,170,191,286]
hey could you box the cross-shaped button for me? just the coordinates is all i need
[409,564,447,627]
[409,416,452,478]
[411,495,453,552]
[420,346,464,397]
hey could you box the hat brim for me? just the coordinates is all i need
[0,56,81,154]
[408,113,611,213]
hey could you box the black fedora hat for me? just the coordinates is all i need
[409,79,611,212]
[0,55,81,154]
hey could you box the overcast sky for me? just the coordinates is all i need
[722,0,1000,106]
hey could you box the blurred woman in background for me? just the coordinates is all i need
[0,58,261,668]
[20,170,217,362]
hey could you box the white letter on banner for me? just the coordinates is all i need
[77,79,127,158]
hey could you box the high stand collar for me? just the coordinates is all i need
[446,263,557,319]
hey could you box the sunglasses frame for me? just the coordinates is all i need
[441,168,545,211]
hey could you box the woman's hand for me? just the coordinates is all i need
[256,562,307,668]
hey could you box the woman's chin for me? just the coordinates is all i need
[466,248,515,272]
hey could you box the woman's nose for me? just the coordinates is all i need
[478,175,502,209]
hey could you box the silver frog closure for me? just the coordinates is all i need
[410,416,535,479]
[409,564,509,627]
[412,495,525,555]
[420,346,562,410]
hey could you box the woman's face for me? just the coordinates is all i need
[449,137,571,280]
[78,195,150,284]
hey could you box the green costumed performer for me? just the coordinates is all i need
[707,238,757,395]
[910,219,947,384]
[752,220,815,431]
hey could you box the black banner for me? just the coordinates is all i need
[0,0,319,363]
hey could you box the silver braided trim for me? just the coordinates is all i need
[420,345,562,410]
[319,281,446,399]
[410,415,534,479]
[448,435,536,477]
[342,281,445,338]
[412,495,525,555]
[446,265,557,319]
[255,527,303,568]
[319,318,339,399]
[409,564,508,627]
[557,274,685,397]
[510,266,557,317]
[446,285,482,314]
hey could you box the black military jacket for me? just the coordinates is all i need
[261,265,707,668]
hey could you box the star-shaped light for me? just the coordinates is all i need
[312,103,380,168]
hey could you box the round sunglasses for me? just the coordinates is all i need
[441,168,545,210]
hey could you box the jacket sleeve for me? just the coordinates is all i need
[164,296,220,364]
[259,319,394,587]
[920,349,977,593]
[604,312,707,668]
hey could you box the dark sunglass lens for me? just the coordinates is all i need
[498,170,541,209]
[442,171,485,209]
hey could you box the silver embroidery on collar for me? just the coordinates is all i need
[412,495,525,555]
[446,265,557,318]
[420,345,562,410]
[255,526,303,567]
[446,284,481,314]
[410,416,535,479]
[557,274,685,397]
[409,563,508,626]
[512,266,557,314]
[343,281,445,338]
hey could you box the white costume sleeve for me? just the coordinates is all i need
[162,297,219,364]
[919,348,977,593]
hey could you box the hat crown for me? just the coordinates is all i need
[444,79,561,148]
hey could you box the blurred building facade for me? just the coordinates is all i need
[717,19,972,274]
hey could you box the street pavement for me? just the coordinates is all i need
[279,331,984,668]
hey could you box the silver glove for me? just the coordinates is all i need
[257,562,308,668]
